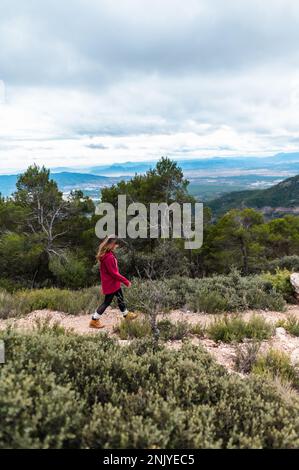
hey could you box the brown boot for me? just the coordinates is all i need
[123,311,138,320]
[89,319,105,329]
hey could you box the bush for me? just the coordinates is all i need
[1,327,299,448]
[186,271,286,314]
[267,256,299,273]
[253,350,299,389]
[277,316,299,337]
[262,269,294,302]
[234,342,261,374]
[49,252,90,289]
[0,271,287,319]
[190,323,206,337]
[158,319,190,341]
[14,286,100,316]
[0,289,16,319]
[113,318,151,340]
[207,315,274,343]
[125,279,178,313]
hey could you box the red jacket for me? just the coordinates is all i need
[99,251,130,295]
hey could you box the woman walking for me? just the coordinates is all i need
[90,235,138,329]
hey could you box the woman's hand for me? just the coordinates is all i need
[127,281,132,288]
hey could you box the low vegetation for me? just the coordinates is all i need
[113,318,151,340]
[234,342,261,374]
[0,270,288,320]
[207,315,274,343]
[252,350,299,389]
[1,326,299,449]
[262,269,294,303]
[276,315,299,337]
[0,287,101,319]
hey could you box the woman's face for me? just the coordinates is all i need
[111,242,119,251]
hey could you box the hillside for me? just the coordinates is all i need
[208,174,299,217]
[0,171,114,198]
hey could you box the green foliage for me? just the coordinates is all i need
[125,278,178,313]
[262,269,294,302]
[1,161,299,288]
[188,288,229,313]
[1,327,299,448]
[0,289,16,319]
[158,319,190,341]
[276,315,299,337]
[0,232,44,282]
[113,318,151,340]
[0,272,287,319]
[253,350,299,389]
[49,252,90,289]
[190,323,206,337]
[209,174,299,217]
[1,286,100,318]
[118,241,190,279]
[266,255,299,273]
[114,317,191,343]
[207,315,274,343]
[234,342,261,374]
[186,271,286,313]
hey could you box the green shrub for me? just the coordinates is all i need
[190,323,206,338]
[187,288,229,313]
[267,256,299,273]
[113,318,151,340]
[49,252,90,289]
[276,316,299,337]
[207,315,274,343]
[234,342,261,374]
[158,319,190,341]
[262,269,294,302]
[0,271,287,318]
[14,286,100,316]
[0,289,16,319]
[186,271,286,314]
[125,278,179,313]
[253,350,299,389]
[0,327,299,448]
[0,278,28,293]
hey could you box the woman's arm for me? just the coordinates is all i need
[105,256,130,286]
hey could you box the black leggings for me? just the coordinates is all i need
[96,288,126,315]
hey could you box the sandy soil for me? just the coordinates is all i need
[1,305,299,372]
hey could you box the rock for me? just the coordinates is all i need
[290,348,299,364]
[290,273,299,301]
[275,326,287,338]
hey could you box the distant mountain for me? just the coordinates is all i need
[0,172,114,198]
[1,152,299,200]
[51,172,109,186]
[85,153,299,176]
[208,174,299,217]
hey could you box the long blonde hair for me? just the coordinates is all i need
[96,235,119,262]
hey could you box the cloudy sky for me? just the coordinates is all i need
[1,0,299,173]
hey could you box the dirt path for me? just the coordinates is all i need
[1,305,299,372]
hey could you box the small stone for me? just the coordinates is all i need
[290,348,299,364]
[290,273,299,301]
[275,326,286,337]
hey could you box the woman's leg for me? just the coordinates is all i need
[115,288,127,315]
[92,292,114,320]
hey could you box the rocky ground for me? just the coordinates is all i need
[1,305,299,374]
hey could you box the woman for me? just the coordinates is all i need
[90,235,138,329]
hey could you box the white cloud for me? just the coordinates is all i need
[0,0,299,172]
